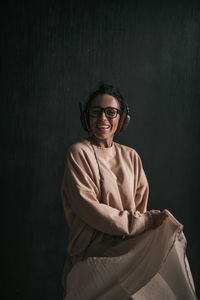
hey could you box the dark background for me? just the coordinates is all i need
[2,0,200,299]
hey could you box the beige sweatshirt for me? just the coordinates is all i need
[61,138,152,258]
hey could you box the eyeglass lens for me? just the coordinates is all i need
[90,107,119,118]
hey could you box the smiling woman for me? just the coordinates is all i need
[88,94,120,147]
[61,83,197,300]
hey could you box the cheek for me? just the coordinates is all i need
[113,117,120,130]
[89,118,98,132]
[89,119,94,130]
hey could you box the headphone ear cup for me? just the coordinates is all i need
[79,102,91,132]
[80,112,91,132]
[117,113,131,133]
[80,113,86,131]
[120,114,131,132]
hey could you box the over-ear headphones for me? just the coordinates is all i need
[79,101,131,134]
[116,104,131,133]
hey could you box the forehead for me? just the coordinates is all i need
[90,94,120,108]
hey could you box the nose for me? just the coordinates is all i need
[98,111,107,120]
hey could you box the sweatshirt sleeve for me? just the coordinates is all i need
[61,147,153,237]
[133,152,149,214]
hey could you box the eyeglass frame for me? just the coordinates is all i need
[88,106,121,119]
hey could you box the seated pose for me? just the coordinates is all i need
[61,83,197,300]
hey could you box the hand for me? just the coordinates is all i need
[149,209,168,229]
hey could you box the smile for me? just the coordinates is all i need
[97,125,110,129]
[96,125,110,129]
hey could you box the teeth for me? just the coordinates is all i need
[97,125,110,129]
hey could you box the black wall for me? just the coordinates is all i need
[2,0,200,299]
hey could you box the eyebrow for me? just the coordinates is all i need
[90,106,119,109]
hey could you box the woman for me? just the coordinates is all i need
[61,84,197,299]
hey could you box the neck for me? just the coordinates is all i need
[89,135,113,148]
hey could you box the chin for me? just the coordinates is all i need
[94,133,114,140]
[94,134,109,140]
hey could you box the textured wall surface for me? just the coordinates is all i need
[2,0,200,299]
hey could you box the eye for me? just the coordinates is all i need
[106,108,116,116]
[90,108,100,114]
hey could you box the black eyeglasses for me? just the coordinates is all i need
[89,106,120,119]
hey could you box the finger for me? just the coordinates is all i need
[162,211,168,218]
[150,209,161,214]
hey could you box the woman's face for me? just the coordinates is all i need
[89,94,120,147]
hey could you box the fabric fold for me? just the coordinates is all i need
[63,210,197,300]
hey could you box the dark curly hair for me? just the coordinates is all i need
[84,83,127,114]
